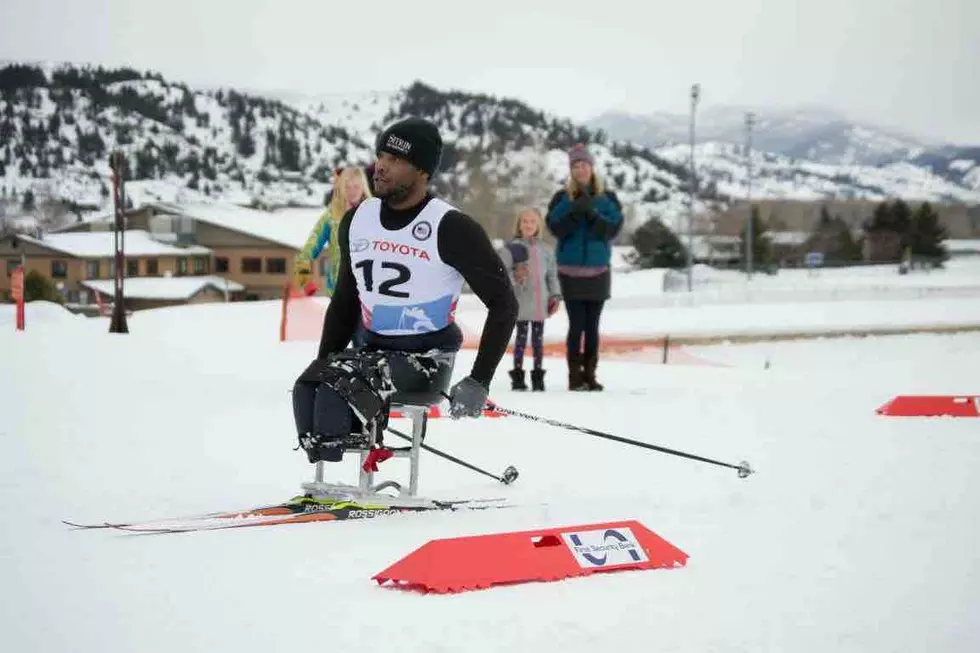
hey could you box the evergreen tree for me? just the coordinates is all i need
[48,112,61,136]
[21,188,35,212]
[0,64,47,92]
[740,205,771,267]
[237,130,256,158]
[866,200,893,232]
[808,206,862,263]
[910,202,948,261]
[277,122,300,171]
[0,119,15,145]
[160,143,180,169]
[135,145,157,179]
[818,205,833,229]
[116,124,133,145]
[202,158,217,181]
[630,217,688,269]
[24,270,64,303]
[76,126,106,164]
[116,154,133,182]
[863,199,921,262]
[837,224,863,262]
[180,89,198,117]
[183,152,200,177]
[891,199,913,247]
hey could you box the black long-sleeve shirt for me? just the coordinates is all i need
[316,194,518,386]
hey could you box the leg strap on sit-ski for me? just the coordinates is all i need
[297,350,395,427]
[357,404,427,496]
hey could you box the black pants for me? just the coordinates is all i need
[292,378,354,438]
[513,320,545,370]
[292,349,454,438]
[565,299,605,359]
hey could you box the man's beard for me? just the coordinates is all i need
[375,179,412,204]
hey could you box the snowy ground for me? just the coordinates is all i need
[2,299,979,652]
[279,258,980,345]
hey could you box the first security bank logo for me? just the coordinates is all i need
[561,527,649,569]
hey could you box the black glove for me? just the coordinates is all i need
[572,193,593,212]
[589,215,611,236]
[448,376,489,419]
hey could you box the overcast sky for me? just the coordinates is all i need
[2,0,977,144]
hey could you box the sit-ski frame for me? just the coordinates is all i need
[301,404,429,505]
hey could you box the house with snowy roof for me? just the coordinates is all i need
[0,229,233,308]
[3,200,326,307]
[140,201,323,300]
[80,275,246,311]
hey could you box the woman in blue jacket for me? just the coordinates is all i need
[545,144,623,391]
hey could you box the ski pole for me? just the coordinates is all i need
[386,426,519,485]
[485,401,753,479]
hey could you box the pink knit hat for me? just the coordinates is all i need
[568,143,594,167]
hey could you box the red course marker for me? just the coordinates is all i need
[373,520,688,593]
[876,395,980,418]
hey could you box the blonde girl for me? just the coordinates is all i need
[294,166,372,294]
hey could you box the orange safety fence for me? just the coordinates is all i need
[281,288,726,366]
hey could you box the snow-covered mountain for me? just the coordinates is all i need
[912,145,980,192]
[591,106,980,205]
[657,142,980,205]
[589,106,931,166]
[1,63,978,241]
[0,63,698,234]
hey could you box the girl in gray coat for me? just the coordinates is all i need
[497,208,562,391]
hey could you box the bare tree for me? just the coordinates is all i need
[33,198,73,233]
[29,183,73,234]
[0,211,12,239]
[511,144,556,214]
[452,150,514,241]
[614,202,637,246]
[0,196,26,238]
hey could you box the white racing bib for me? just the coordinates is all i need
[348,197,464,336]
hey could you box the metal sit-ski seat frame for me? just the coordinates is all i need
[301,350,454,503]
[301,401,433,503]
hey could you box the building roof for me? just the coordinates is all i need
[149,201,322,250]
[687,235,742,259]
[19,230,211,258]
[946,239,980,253]
[48,206,148,233]
[80,276,244,301]
[767,231,811,246]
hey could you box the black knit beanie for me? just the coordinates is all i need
[375,117,443,177]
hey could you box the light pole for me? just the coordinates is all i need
[109,152,129,333]
[686,83,701,292]
[744,112,756,279]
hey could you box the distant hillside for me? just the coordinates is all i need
[0,63,703,235]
